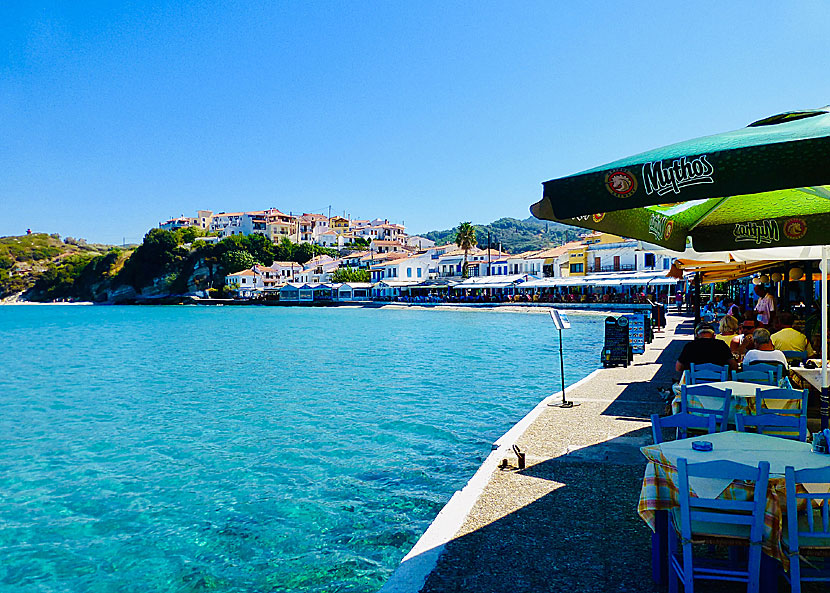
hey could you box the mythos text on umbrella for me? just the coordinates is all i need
[641,154,715,197]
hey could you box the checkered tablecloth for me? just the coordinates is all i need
[638,431,830,569]
[670,381,801,422]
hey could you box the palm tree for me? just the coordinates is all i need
[455,222,477,278]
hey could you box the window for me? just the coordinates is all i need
[613,256,621,271]
[644,253,656,268]
[407,268,412,277]
[417,268,422,277]
[663,258,671,270]
[569,263,583,273]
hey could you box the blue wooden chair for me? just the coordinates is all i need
[781,350,808,366]
[744,361,785,383]
[680,385,732,432]
[651,413,717,444]
[754,387,809,419]
[731,369,776,385]
[784,465,830,593]
[735,413,808,441]
[688,363,728,385]
[669,458,771,593]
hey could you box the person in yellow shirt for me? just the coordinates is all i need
[771,312,816,357]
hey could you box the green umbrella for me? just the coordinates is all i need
[530,108,830,252]
[531,107,830,428]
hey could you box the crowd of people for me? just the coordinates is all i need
[676,283,818,376]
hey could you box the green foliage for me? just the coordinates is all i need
[221,250,255,273]
[331,267,371,283]
[455,222,477,278]
[117,229,183,289]
[0,233,112,298]
[424,217,579,254]
[30,250,122,301]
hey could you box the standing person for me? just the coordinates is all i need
[675,291,683,313]
[754,285,776,328]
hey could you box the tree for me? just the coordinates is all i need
[455,221,478,278]
[331,267,371,283]
[221,250,255,273]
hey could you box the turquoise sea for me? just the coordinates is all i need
[0,305,603,592]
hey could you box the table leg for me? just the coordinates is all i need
[760,553,780,593]
[652,509,668,585]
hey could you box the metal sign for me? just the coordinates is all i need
[549,309,571,330]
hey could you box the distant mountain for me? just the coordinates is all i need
[423,217,581,254]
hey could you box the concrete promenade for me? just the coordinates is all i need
[384,314,692,593]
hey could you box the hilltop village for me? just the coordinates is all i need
[159,209,677,304]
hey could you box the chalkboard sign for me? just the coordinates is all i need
[602,315,631,367]
[625,314,646,355]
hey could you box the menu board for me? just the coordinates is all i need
[602,316,630,367]
[625,313,646,355]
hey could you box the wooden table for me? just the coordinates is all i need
[639,431,830,589]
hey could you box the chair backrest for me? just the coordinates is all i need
[754,387,809,418]
[744,361,785,382]
[680,384,733,431]
[735,413,808,441]
[781,350,808,366]
[731,369,776,385]
[689,362,728,384]
[677,458,770,546]
[651,412,717,444]
[785,465,830,554]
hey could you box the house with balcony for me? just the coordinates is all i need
[225,268,264,297]
[297,213,329,243]
[268,261,302,284]
[329,216,351,235]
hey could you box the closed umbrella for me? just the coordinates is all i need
[531,107,830,428]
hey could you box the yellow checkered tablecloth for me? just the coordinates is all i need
[638,431,830,570]
[670,381,801,422]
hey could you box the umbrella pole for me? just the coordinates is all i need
[822,246,829,430]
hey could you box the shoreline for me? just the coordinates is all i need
[1,298,654,318]
[382,314,689,593]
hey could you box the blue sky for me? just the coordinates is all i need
[2,1,829,244]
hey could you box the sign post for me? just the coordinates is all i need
[549,309,576,408]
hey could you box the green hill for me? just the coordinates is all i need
[423,217,581,254]
[0,234,116,298]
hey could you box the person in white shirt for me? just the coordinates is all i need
[753,285,776,327]
[743,328,789,369]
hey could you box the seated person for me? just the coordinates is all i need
[743,328,789,369]
[732,319,758,356]
[676,323,738,373]
[771,312,816,357]
[716,315,739,346]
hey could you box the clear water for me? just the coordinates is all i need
[0,305,603,592]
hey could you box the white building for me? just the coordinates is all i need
[225,268,264,297]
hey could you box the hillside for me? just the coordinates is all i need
[0,234,118,298]
[423,217,581,254]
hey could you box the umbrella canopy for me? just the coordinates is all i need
[531,108,830,252]
[531,107,830,429]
